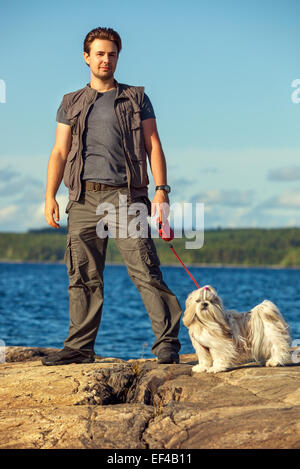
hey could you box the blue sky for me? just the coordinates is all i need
[0,0,299,232]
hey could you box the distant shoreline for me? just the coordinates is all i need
[1,228,299,270]
[1,259,300,270]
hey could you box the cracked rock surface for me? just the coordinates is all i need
[0,346,300,449]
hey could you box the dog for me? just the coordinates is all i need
[183,285,291,373]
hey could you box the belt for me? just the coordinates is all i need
[83,181,127,192]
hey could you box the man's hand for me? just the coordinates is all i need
[44,123,71,229]
[45,198,60,229]
[151,190,170,223]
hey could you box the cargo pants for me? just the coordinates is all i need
[63,183,182,357]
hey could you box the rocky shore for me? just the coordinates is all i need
[0,346,299,449]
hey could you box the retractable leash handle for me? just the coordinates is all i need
[156,216,201,289]
[157,215,174,242]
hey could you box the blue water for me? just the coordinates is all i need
[0,262,299,360]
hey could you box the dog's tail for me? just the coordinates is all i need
[248,300,291,365]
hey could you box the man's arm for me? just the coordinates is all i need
[45,123,72,228]
[142,118,169,220]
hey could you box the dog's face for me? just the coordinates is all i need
[183,285,225,328]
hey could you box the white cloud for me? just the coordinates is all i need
[0,194,69,232]
[0,162,70,231]
[167,146,300,196]
[0,205,18,222]
[1,146,300,231]
[0,167,20,182]
[268,166,300,182]
[189,189,254,207]
[202,204,300,229]
[261,191,300,209]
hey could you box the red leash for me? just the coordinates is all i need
[157,216,201,289]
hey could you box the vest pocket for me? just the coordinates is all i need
[67,134,79,160]
[66,108,81,134]
[131,159,150,187]
[63,135,79,189]
[131,114,144,155]
[130,110,142,130]
[65,200,74,214]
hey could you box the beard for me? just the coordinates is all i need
[91,67,115,82]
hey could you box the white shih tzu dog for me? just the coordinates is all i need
[183,285,291,373]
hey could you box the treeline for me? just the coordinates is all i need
[0,227,300,267]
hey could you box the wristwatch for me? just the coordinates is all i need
[155,185,171,193]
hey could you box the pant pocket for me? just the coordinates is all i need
[139,237,160,267]
[64,235,75,275]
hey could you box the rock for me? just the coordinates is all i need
[0,346,299,449]
[4,346,60,362]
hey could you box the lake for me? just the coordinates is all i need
[0,262,299,360]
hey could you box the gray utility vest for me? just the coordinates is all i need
[62,80,150,202]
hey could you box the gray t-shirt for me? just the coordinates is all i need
[56,88,155,185]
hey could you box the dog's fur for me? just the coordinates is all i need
[183,285,291,373]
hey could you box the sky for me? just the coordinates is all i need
[0,0,299,232]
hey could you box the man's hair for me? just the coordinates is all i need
[83,27,122,55]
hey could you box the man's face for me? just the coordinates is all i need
[83,39,119,81]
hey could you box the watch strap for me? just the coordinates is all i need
[155,185,171,193]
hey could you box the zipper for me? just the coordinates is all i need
[114,97,132,203]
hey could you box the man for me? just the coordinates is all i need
[43,27,182,366]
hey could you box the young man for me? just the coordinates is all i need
[43,27,182,366]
